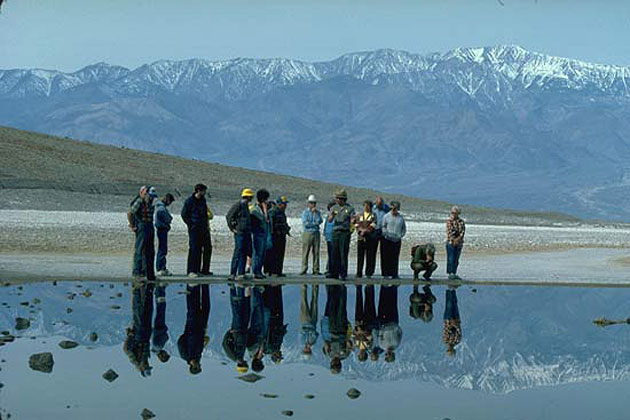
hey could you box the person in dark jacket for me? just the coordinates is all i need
[226,188,254,281]
[265,196,291,277]
[181,184,213,278]
[410,243,438,281]
[323,200,336,276]
[178,284,210,374]
[128,185,157,281]
[155,193,175,276]
[327,189,355,280]
[250,189,271,279]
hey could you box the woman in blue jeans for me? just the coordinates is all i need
[445,206,466,280]
[250,189,271,279]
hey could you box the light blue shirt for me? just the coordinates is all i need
[301,208,323,233]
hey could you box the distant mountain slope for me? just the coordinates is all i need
[0,126,581,226]
[1,46,629,220]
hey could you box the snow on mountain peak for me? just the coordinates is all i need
[2,45,630,100]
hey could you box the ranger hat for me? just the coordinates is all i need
[334,189,348,200]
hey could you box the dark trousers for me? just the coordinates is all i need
[446,243,463,274]
[252,230,267,276]
[355,285,377,329]
[187,227,212,274]
[156,228,168,272]
[381,238,401,278]
[265,234,287,275]
[230,232,252,276]
[133,222,155,280]
[325,241,333,274]
[377,285,399,324]
[330,230,351,279]
[444,289,460,320]
[376,235,386,276]
[356,236,378,277]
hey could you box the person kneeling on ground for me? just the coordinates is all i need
[410,243,437,281]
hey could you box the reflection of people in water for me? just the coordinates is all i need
[374,285,402,363]
[178,284,210,374]
[300,284,319,358]
[263,285,287,364]
[443,286,462,357]
[353,285,376,362]
[323,285,351,374]
[409,285,436,323]
[152,283,170,363]
[124,281,155,377]
[223,285,251,373]
[246,286,266,372]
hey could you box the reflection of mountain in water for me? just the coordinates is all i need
[3,282,630,394]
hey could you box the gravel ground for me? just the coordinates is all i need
[1,209,629,256]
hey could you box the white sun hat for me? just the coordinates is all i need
[307,194,317,203]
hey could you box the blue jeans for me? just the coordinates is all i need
[230,232,252,276]
[252,230,267,276]
[446,243,463,274]
[156,228,168,272]
[133,222,155,280]
[444,289,460,320]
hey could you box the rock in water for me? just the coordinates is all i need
[346,388,361,399]
[281,410,294,417]
[58,340,79,349]
[141,408,156,419]
[102,369,119,383]
[238,373,264,383]
[15,317,30,331]
[29,352,54,373]
[89,332,98,342]
[260,393,278,398]
[304,394,315,399]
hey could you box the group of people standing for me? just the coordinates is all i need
[127,184,467,281]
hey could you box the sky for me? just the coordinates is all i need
[1,0,630,72]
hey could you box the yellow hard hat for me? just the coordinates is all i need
[241,188,254,198]
[236,365,249,373]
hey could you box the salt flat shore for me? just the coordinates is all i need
[0,210,629,285]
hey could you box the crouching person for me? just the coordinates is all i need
[410,243,437,281]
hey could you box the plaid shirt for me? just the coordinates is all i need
[443,319,462,347]
[130,197,155,224]
[446,217,466,244]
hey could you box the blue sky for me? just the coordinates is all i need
[1,0,630,71]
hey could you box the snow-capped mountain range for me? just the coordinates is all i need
[3,45,630,101]
[2,45,630,220]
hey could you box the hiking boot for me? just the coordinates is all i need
[201,271,213,277]
[453,274,462,280]
[188,272,199,279]
[277,273,286,278]
[313,271,322,276]
[254,274,266,280]
[299,270,307,276]
[227,275,236,281]
[448,273,457,280]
